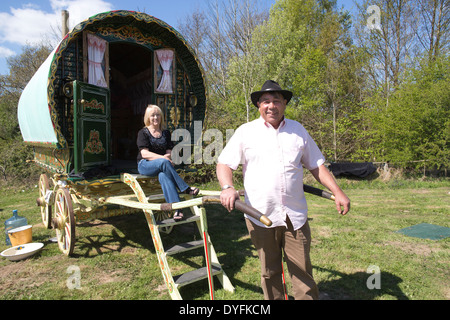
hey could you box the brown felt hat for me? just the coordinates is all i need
[250,80,293,107]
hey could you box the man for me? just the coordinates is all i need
[216,80,350,300]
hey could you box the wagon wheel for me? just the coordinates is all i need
[53,187,76,256]
[38,174,52,229]
[154,211,171,221]
[154,211,173,234]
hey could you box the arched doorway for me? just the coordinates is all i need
[109,42,153,169]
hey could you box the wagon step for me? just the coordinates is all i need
[156,215,200,229]
[173,263,222,287]
[165,240,204,256]
[121,172,235,299]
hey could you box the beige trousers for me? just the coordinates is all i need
[245,217,319,300]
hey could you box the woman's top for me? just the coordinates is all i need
[136,127,174,163]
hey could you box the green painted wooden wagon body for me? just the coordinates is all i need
[18,10,206,177]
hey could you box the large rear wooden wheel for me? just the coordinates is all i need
[53,187,76,256]
[38,174,52,229]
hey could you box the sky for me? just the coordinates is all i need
[0,0,356,75]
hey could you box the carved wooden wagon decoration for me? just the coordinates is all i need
[17,10,272,300]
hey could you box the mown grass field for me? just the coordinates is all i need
[0,178,448,300]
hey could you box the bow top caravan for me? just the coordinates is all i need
[15,10,276,301]
[18,10,206,176]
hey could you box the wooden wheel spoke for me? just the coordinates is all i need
[54,187,75,256]
[56,199,65,219]
[64,223,71,249]
[39,174,52,229]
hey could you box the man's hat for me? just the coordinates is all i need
[250,80,293,107]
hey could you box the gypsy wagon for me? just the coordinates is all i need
[17,10,272,299]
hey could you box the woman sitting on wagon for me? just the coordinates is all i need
[137,104,199,221]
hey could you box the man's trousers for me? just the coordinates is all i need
[245,217,319,300]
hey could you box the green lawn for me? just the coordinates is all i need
[0,179,448,300]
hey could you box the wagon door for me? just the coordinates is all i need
[73,80,111,172]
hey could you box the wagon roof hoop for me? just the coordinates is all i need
[18,10,208,151]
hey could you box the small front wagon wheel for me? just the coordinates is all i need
[53,187,76,256]
[38,174,52,229]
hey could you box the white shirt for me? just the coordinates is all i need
[218,117,325,230]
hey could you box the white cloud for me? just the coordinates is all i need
[50,0,114,33]
[0,0,113,47]
[0,6,55,46]
[0,46,15,58]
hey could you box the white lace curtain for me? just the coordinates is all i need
[87,33,107,88]
[156,49,174,93]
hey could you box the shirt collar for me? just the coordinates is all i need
[260,116,286,130]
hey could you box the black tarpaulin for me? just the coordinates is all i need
[329,162,376,178]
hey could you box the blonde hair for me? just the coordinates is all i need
[143,104,165,129]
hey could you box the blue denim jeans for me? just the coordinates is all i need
[138,159,189,204]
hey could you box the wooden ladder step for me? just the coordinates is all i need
[156,215,200,229]
[165,240,204,256]
[173,264,222,287]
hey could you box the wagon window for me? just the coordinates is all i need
[154,49,175,94]
[85,33,109,88]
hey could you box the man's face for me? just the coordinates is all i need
[257,92,287,128]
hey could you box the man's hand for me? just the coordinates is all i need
[220,187,239,212]
[217,163,238,212]
[334,190,350,215]
[310,164,350,216]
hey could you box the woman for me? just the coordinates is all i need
[137,105,198,221]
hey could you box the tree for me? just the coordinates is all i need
[177,0,449,172]
[372,55,450,169]
[416,0,450,62]
[352,0,449,167]
[0,43,51,184]
[177,8,208,59]
[178,0,269,130]
[1,43,51,95]
[228,0,368,161]
[0,43,51,139]
[354,0,419,100]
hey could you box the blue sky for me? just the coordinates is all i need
[0,0,356,75]
[0,0,210,74]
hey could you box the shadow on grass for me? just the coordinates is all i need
[316,266,409,300]
[73,212,155,258]
[68,203,264,299]
[65,204,411,300]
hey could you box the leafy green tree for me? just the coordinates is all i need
[0,43,51,185]
[227,0,370,162]
[372,55,450,169]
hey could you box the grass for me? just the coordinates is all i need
[0,177,449,300]
[308,186,449,300]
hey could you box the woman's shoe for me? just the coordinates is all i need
[173,210,184,221]
[185,187,199,196]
